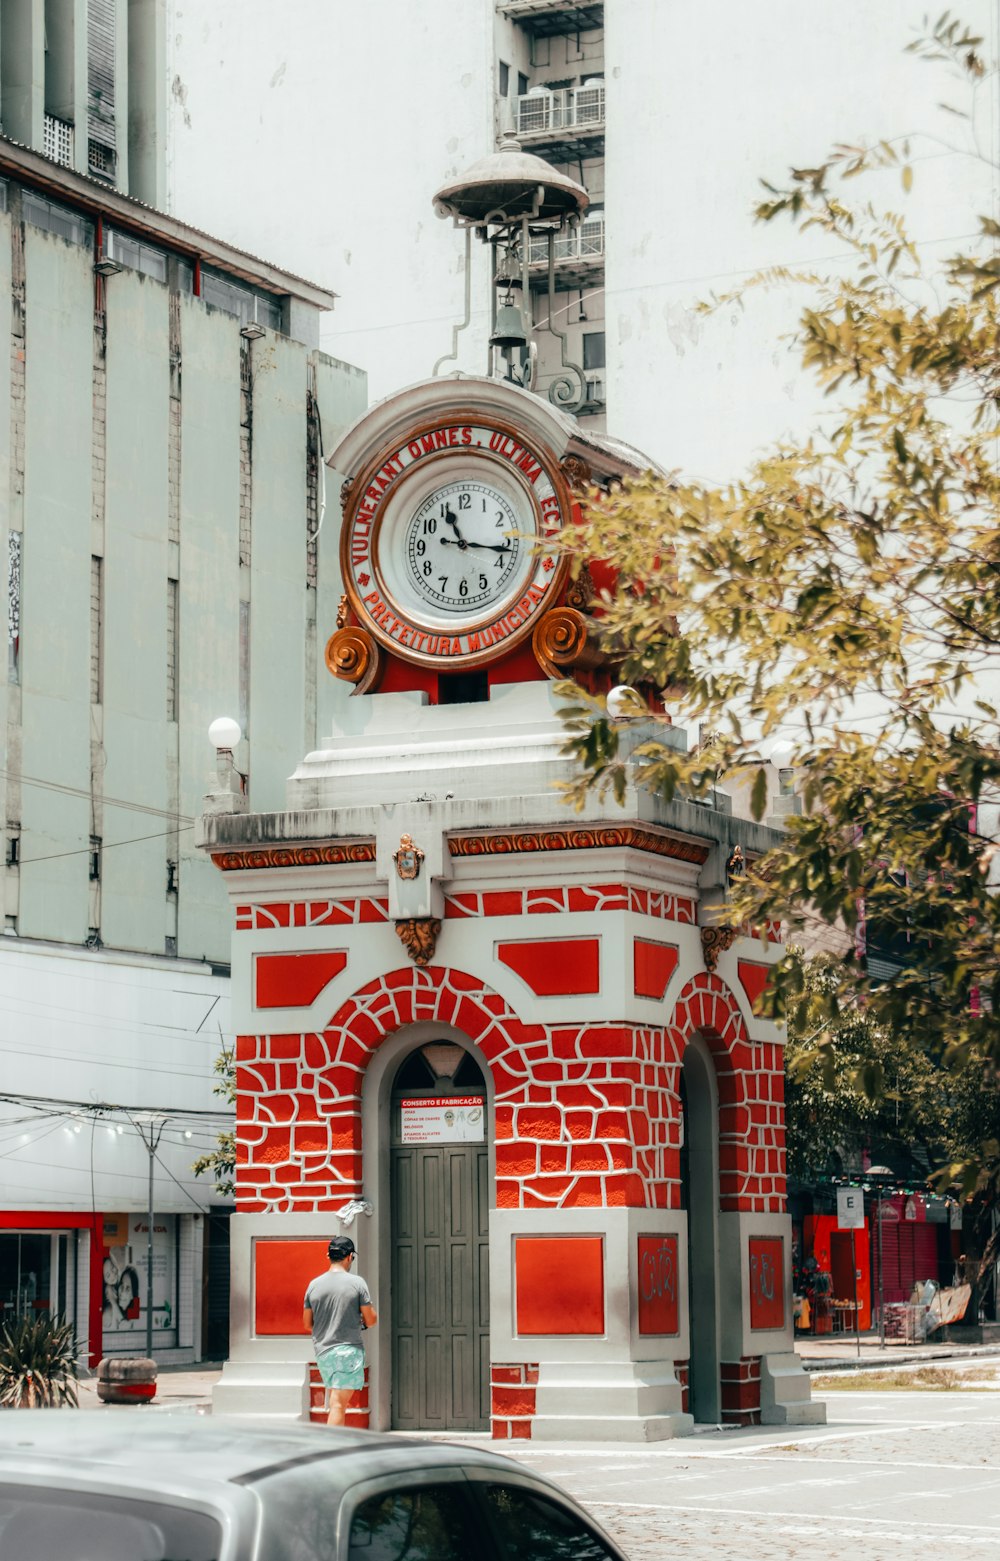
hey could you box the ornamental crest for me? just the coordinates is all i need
[394,833,424,881]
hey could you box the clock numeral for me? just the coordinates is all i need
[479,574,488,592]
[438,576,448,591]
[424,517,438,535]
[494,555,505,568]
[495,511,505,525]
[459,579,468,598]
[458,493,471,511]
[415,539,426,557]
[422,561,432,577]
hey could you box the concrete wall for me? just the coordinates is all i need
[164,0,498,403]
[2,197,367,966]
[19,225,93,945]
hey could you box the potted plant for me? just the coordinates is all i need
[0,1313,79,1407]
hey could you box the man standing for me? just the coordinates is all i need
[303,1235,377,1427]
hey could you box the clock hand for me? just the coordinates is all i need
[443,506,467,548]
[440,539,511,554]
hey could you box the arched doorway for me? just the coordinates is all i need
[389,1040,490,1431]
[680,1037,721,1422]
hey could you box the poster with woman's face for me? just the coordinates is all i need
[101,1217,176,1335]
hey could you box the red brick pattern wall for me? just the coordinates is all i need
[237,898,389,930]
[308,1362,370,1428]
[720,1356,761,1426]
[234,946,783,1217]
[491,1362,539,1439]
[446,884,696,923]
[667,975,785,1215]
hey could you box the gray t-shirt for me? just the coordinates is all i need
[305,1267,372,1354]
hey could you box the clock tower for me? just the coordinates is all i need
[199,143,824,1440]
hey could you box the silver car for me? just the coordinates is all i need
[0,1414,631,1560]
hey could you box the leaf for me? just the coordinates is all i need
[750,766,769,822]
[901,164,914,192]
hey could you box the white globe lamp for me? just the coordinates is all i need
[208,716,242,752]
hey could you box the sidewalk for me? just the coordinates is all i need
[76,1362,222,1413]
[74,1335,1000,1416]
[796,1330,1000,1371]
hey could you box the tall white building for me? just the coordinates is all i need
[0,10,367,1366]
[164,0,997,480]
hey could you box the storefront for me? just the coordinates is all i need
[0,1213,102,1366]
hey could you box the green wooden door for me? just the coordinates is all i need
[391,1141,490,1430]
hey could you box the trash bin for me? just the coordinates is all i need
[96,1356,157,1404]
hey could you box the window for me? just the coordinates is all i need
[90,556,103,705]
[498,61,510,97]
[8,531,20,685]
[517,72,529,96]
[166,578,178,720]
[105,228,167,282]
[348,1485,478,1561]
[583,331,606,370]
[201,269,283,332]
[89,836,102,882]
[481,1484,618,1561]
[0,1486,220,1560]
[23,191,92,246]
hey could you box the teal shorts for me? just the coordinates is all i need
[316,1344,365,1392]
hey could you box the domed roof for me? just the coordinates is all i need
[433,136,589,225]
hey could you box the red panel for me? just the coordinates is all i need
[806,1213,872,1330]
[633,939,679,1000]
[497,938,600,996]
[737,961,770,1011]
[515,1237,604,1335]
[254,1239,330,1335]
[254,951,348,1008]
[749,1236,785,1330]
[637,1234,680,1335]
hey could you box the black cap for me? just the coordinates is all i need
[328,1236,356,1262]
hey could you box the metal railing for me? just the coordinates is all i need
[526,213,605,266]
[516,83,605,138]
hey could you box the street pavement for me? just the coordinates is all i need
[489,1362,1000,1561]
[79,1351,1000,1560]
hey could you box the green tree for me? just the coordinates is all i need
[192,1048,235,1199]
[557,14,1000,1182]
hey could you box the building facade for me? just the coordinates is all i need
[0,108,366,1363]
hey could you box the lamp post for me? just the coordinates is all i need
[868,1166,894,1350]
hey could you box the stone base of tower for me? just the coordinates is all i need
[212,1358,310,1420]
[759,1353,826,1425]
[528,1360,693,1442]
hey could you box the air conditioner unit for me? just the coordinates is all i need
[240,296,269,340]
[95,229,122,277]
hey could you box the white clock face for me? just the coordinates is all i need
[402,479,527,616]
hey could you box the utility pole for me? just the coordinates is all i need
[135,1115,167,1359]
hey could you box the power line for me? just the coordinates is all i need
[0,770,194,824]
[0,1090,233,1119]
[18,823,194,867]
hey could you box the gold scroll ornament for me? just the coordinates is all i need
[325,624,384,695]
